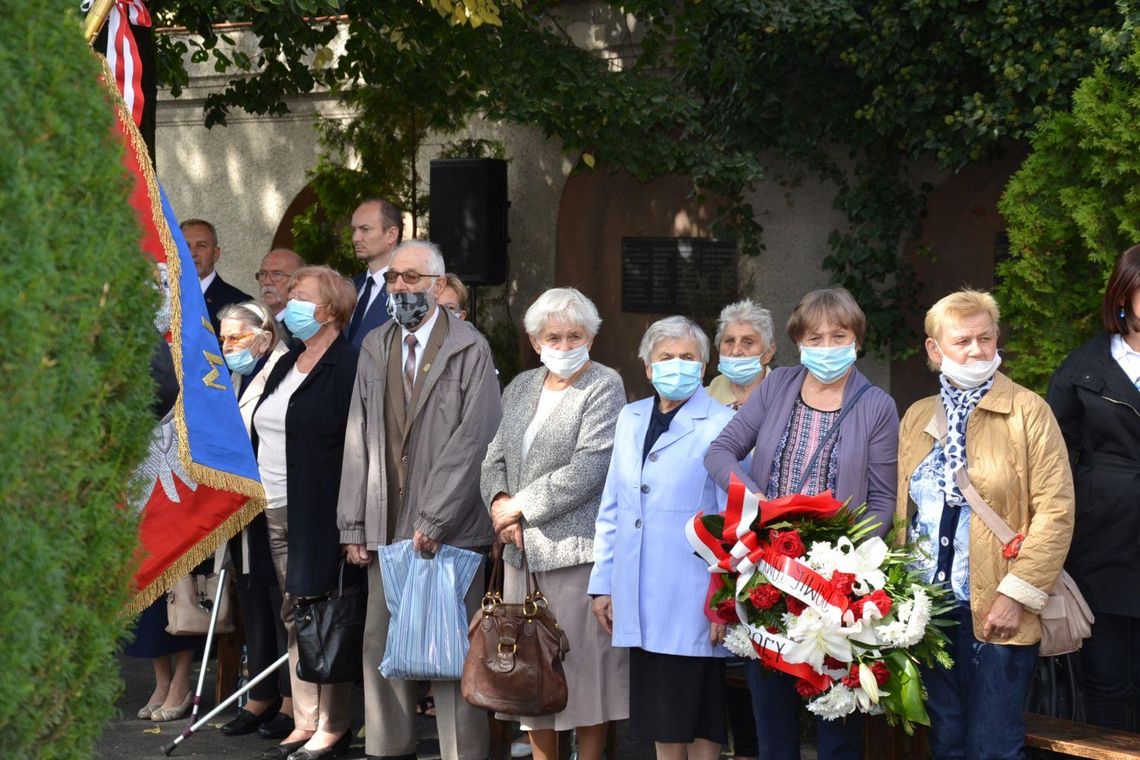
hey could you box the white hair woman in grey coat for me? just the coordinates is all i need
[481,287,629,760]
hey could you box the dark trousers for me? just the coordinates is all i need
[921,603,1038,759]
[1080,611,1140,732]
[745,661,864,760]
[234,582,291,702]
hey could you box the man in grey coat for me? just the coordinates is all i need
[338,240,501,760]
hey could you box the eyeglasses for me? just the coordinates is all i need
[255,270,291,283]
[442,304,462,314]
[383,270,442,285]
[220,331,260,349]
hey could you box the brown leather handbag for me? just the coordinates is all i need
[461,548,570,716]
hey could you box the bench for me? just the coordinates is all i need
[1025,713,1140,759]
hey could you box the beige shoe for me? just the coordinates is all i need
[150,691,192,722]
[136,702,163,720]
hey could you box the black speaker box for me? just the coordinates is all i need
[429,158,509,285]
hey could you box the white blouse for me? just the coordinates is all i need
[252,365,308,509]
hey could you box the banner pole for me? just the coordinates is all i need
[83,0,116,45]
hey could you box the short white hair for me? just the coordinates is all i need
[638,316,710,364]
[392,240,446,278]
[715,299,775,351]
[523,287,602,337]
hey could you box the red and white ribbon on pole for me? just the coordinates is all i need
[102,0,152,126]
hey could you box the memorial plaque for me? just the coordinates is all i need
[621,237,737,315]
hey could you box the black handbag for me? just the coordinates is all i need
[293,561,367,684]
[1025,653,1087,722]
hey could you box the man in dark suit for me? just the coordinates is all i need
[181,218,251,335]
[345,198,402,349]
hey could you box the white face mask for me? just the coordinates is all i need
[540,344,590,379]
[939,351,1002,389]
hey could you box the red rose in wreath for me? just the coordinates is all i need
[749,583,782,610]
[714,598,740,624]
[770,529,806,558]
[851,589,893,619]
[794,678,823,698]
[830,571,857,596]
[785,595,808,616]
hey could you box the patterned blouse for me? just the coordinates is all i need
[765,395,840,499]
[909,442,972,602]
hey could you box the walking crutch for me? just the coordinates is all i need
[161,652,289,756]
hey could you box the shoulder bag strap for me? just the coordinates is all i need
[932,402,1021,551]
[794,382,874,493]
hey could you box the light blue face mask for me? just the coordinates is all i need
[799,342,857,384]
[651,358,704,401]
[224,348,257,376]
[283,299,324,340]
[718,356,764,386]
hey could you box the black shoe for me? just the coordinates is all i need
[221,700,281,736]
[259,713,296,740]
[261,739,307,760]
[287,731,352,760]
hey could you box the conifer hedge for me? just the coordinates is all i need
[0,4,158,756]
[997,35,1140,393]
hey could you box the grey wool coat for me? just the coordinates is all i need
[481,361,626,572]
[337,310,501,549]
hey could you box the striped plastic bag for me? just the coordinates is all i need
[378,540,483,680]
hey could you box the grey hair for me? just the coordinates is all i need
[638,316,710,364]
[715,298,775,351]
[523,287,602,337]
[217,300,282,343]
[392,240,446,279]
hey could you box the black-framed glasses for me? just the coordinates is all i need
[383,270,442,285]
[254,270,291,282]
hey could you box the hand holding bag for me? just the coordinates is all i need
[293,561,366,684]
[934,404,1094,656]
[461,547,569,716]
[165,573,234,636]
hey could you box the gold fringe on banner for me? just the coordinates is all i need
[123,496,266,615]
[97,56,267,613]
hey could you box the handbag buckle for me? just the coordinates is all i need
[482,592,502,614]
[1003,534,1024,559]
[497,642,517,654]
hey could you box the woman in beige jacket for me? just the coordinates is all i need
[897,289,1074,759]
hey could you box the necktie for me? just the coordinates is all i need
[403,334,418,405]
[347,275,374,342]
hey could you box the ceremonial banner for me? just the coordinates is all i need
[98,57,265,613]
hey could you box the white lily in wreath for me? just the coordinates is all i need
[831,536,889,594]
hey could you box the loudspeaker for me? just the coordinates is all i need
[429,158,508,285]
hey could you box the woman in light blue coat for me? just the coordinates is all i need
[589,316,733,760]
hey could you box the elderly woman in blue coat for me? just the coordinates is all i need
[589,316,734,760]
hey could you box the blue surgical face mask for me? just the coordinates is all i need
[799,342,857,384]
[283,299,324,340]
[718,355,764,386]
[651,358,704,401]
[224,347,257,376]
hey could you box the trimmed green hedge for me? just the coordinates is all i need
[997,35,1140,393]
[0,4,158,756]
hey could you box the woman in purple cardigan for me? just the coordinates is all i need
[704,288,899,760]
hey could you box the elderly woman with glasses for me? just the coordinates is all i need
[482,287,628,760]
[705,288,899,760]
[214,301,296,738]
[251,266,361,760]
[590,316,734,760]
[708,299,777,411]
